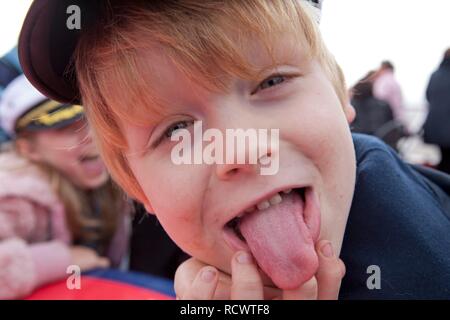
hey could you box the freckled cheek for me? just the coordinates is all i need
[280,95,353,193]
[306,120,353,192]
[149,182,207,255]
[141,162,207,237]
[280,107,339,164]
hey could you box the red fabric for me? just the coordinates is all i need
[26,276,173,300]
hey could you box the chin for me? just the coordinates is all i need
[79,171,110,189]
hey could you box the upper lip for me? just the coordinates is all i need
[222,184,311,228]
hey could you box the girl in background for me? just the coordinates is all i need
[0,75,130,299]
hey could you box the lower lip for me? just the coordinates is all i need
[304,187,321,242]
[223,227,250,252]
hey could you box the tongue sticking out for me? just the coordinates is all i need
[239,190,320,290]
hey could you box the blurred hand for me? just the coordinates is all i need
[70,246,110,271]
[175,240,345,300]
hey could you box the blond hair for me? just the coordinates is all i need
[74,0,348,203]
[47,165,123,249]
[15,132,123,251]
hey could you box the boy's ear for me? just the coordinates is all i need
[344,103,356,124]
[15,138,43,162]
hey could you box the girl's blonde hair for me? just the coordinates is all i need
[74,0,348,203]
[47,165,122,250]
[16,132,123,251]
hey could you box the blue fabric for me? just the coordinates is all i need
[0,129,9,144]
[2,47,22,73]
[339,134,450,299]
[85,269,175,297]
[0,47,21,89]
[0,47,21,144]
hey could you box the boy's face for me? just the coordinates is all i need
[124,35,356,288]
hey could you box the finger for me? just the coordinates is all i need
[213,273,281,300]
[174,258,206,298]
[174,258,233,300]
[282,276,318,300]
[315,240,345,300]
[257,271,283,300]
[181,266,218,300]
[213,272,233,299]
[215,268,281,300]
[264,286,283,300]
[231,251,264,300]
[97,257,110,268]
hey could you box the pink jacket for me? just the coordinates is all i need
[0,150,130,299]
[373,71,404,123]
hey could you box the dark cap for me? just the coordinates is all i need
[19,0,323,105]
[19,0,101,104]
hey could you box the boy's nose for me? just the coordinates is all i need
[215,149,273,181]
[215,162,256,180]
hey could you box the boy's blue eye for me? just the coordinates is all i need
[150,119,195,149]
[164,121,192,139]
[257,75,286,92]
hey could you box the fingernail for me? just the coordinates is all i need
[236,251,252,264]
[321,242,334,258]
[201,268,216,282]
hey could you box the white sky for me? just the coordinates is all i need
[1,0,449,109]
[0,1,32,56]
[321,0,450,108]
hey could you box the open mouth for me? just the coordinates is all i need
[224,187,309,250]
[77,154,105,177]
[222,186,321,290]
[79,154,100,163]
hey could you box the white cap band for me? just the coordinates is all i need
[0,75,47,137]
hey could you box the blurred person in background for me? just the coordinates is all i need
[351,72,403,150]
[0,75,130,299]
[423,48,450,174]
[373,60,406,128]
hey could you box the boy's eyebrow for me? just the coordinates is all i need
[252,63,302,79]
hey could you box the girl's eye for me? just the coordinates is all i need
[163,120,193,139]
[254,75,286,93]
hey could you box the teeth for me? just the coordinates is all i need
[236,188,294,222]
[269,193,282,205]
[256,200,270,211]
[256,192,283,211]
